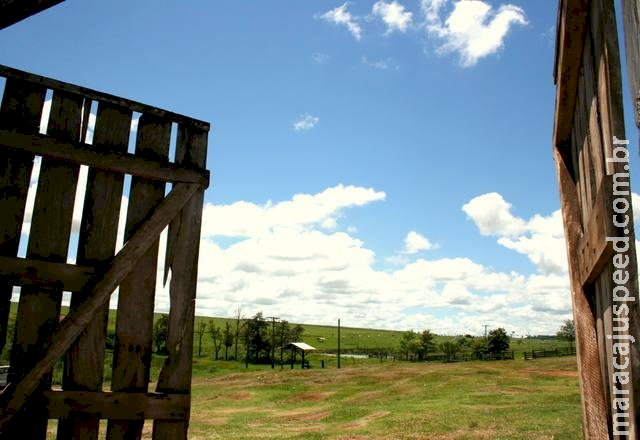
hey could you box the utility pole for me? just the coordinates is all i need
[266,316,279,368]
[484,324,489,339]
[338,318,341,369]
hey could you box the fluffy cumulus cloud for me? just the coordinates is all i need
[372,1,413,34]
[318,3,363,41]
[463,192,567,275]
[178,186,601,335]
[404,231,436,254]
[421,0,528,66]
[293,114,319,131]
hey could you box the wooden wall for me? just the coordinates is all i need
[0,65,209,439]
[553,0,639,438]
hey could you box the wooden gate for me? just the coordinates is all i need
[554,0,639,438]
[0,65,209,439]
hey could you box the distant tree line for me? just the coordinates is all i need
[398,328,511,362]
[152,310,304,364]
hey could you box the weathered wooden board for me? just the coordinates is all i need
[554,0,640,437]
[0,182,200,431]
[0,66,209,439]
[7,89,83,439]
[57,102,132,440]
[622,0,640,136]
[0,256,95,291]
[0,131,209,186]
[107,114,171,439]
[0,78,45,355]
[153,124,207,440]
[0,0,65,30]
[46,391,189,421]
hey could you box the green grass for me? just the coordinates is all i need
[187,356,582,439]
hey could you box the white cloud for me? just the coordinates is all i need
[463,192,567,276]
[361,56,398,70]
[293,114,319,131]
[421,0,528,67]
[372,1,413,34]
[404,230,436,254]
[202,184,386,238]
[184,186,582,335]
[319,3,363,41]
[312,53,330,64]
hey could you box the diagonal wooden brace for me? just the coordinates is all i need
[0,181,201,430]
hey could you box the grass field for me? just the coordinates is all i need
[186,356,582,439]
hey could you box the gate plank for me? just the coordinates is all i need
[58,102,132,440]
[0,182,200,431]
[107,114,170,439]
[0,131,209,186]
[0,78,45,355]
[7,89,83,439]
[153,123,207,440]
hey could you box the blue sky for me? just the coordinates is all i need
[2,0,639,335]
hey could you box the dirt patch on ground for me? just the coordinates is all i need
[347,390,383,403]
[517,368,577,378]
[289,391,335,402]
[275,408,330,422]
[226,391,254,400]
[342,410,391,430]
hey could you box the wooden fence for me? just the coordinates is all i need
[0,65,209,439]
[553,0,639,437]
[523,347,576,361]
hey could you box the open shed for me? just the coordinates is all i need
[283,342,316,369]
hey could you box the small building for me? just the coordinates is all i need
[283,342,316,369]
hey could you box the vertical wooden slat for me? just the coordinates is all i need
[6,89,82,439]
[622,0,640,137]
[107,114,170,439]
[57,103,132,440]
[554,147,610,439]
[0,78,45,356]
[153,124,207,440]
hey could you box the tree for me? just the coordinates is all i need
[208,321,223,360]
[243,312,270,363]
[557,319,575,348]
[234,307,242,360]
[196,321,207,357]
[470,337,488,359]
[419,330,436,360]
[223,321,234,360]
[399,331,418,360]
[290,324,304,342]
[152,315,169,354]
[439,341,460,362]
[487,328,510,355]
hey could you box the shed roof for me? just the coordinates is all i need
[285,342,316,351]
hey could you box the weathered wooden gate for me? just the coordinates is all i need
[0,65,209,439]
[554,0,639,438]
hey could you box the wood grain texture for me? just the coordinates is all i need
[107,114,171,440]
[45,391,188,421]
[7,89,83,440]
[0,65,209,131]
[153,124,207,440]
[553,0,640,437]
[0,131,209,186]
[0,78,45,355]
[0,182,200,432]
[57,102,132,440]
[554,148,609,439]
[622,0,640,132]
[0,256,95,291]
